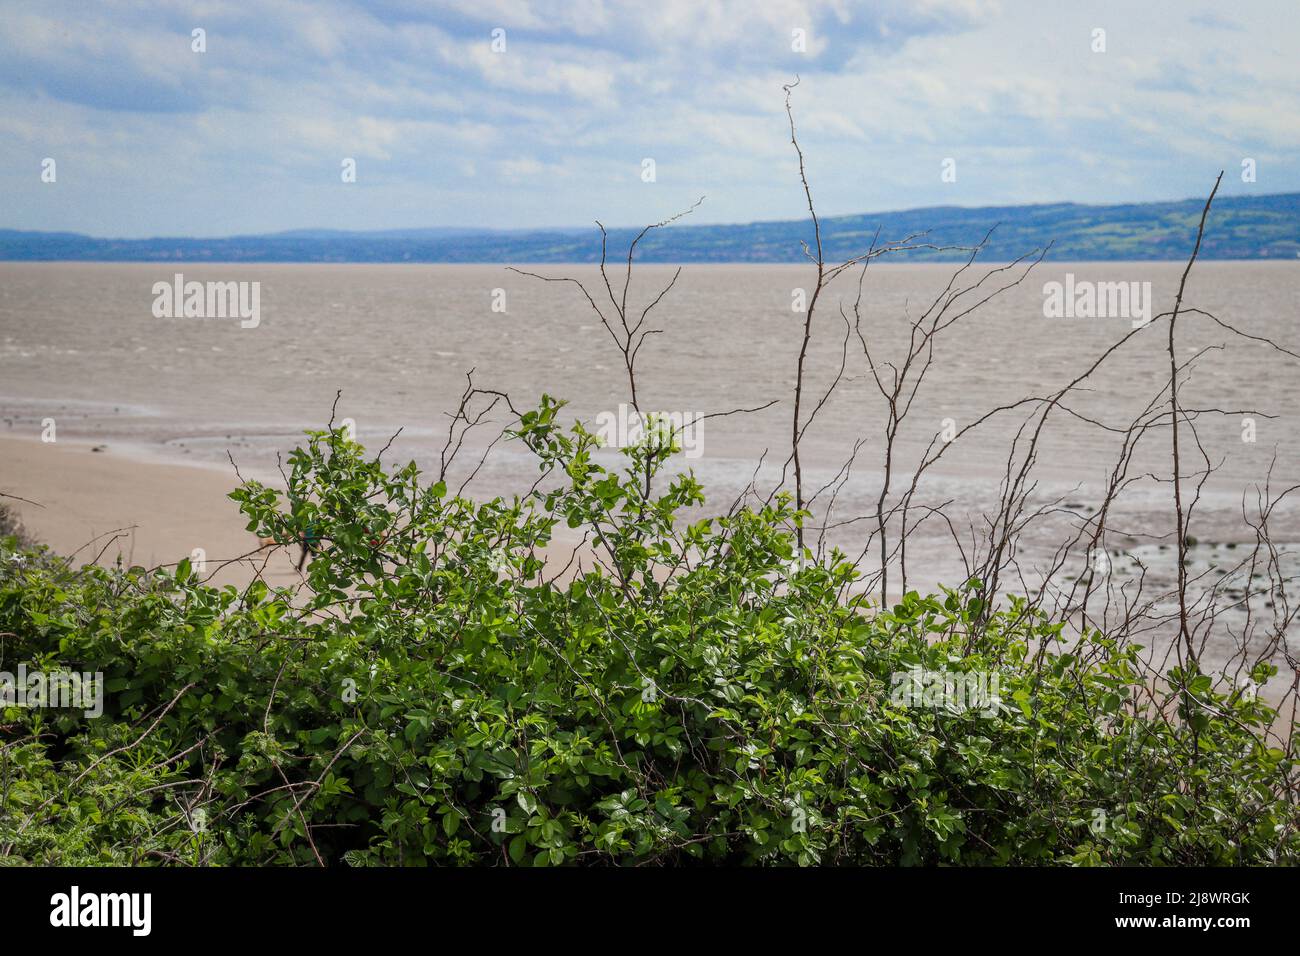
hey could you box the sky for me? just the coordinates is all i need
[1,0,1297,237]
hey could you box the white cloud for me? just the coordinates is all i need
[0,0,1295,235]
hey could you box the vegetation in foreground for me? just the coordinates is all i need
[1,409,1294,866]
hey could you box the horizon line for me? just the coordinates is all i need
[5,189,1296,244]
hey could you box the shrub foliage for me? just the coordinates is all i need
[1,403,1295,865]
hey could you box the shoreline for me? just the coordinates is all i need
[3,434,1295,695]
[0,434,592,592]
[0,434,302,587]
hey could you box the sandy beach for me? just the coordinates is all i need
[0,434,304,588]
[0,433,599,593]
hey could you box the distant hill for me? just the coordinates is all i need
[2,193,1297,263]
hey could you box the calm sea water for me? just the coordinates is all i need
[2,261,1298,627]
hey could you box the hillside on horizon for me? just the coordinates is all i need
[3,192,1297,263]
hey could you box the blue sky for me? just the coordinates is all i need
[1,0,1297,237]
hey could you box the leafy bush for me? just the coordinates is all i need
[0,504,31,550]
[0,402,1295,865]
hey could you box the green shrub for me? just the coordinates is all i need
[0,504,31,550]
[0,400,1295,865]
